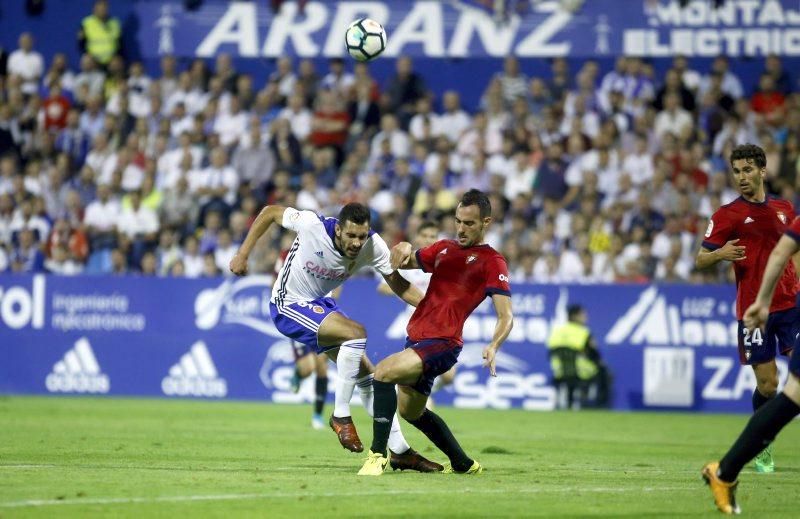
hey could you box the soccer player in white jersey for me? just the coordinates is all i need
[377,221,456,407]
[230,203,443,472]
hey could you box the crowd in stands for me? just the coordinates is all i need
[0,6,798,284]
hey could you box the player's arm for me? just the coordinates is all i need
[381,271,424,307]
[744,235,800,331]
[229,205,287,276]
[483,294,513,377]
[695,241,747,269]
[390,241,420,269]
[376,281,395,296]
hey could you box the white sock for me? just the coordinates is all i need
[333,339,365,418]
[357,374,410,454]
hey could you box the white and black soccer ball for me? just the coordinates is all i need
[345,18,387,62]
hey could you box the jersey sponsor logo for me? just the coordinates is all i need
[744,216,755,224]
[499,274,510,282]
[777,212,787,224]
[162,341,227,398]
[194,276,282,337]
[45,337,110,394]
[304,261,349,281]
[466,254,477,264]
[704,219,714,237]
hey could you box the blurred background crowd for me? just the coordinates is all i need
[1,1,797,283]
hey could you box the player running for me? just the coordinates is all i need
[376,221,456,409]
[358,189,514,476]
[702,214,800,515]
[695,144,800,474]
[230,202,442,472]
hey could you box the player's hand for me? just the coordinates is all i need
[716,239,746,261]
[482,345,498,377]
[743,301,769,332]
[229,252,248,276]
[390,242,413,269]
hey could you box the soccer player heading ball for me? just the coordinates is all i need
[359,189,514,476]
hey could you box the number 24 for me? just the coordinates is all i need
[743,328,764,347]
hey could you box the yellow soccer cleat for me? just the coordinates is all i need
[443,460,483,474]
[702,462,741,515]
[358,450,389,476]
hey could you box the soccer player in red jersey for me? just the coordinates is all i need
[696,143,800,474]
[358,189,514,475]
[702,215,800,514]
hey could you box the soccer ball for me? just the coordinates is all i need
[345,18,387,62]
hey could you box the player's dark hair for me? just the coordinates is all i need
[338,203,371,227]
[730,144,766,169]
[418,221,438,234]
[460,189,492,218]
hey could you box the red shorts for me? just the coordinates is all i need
[404,337,461,396]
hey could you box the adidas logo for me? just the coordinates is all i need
[315,250,324,258]
[744,217,754,224]
[45,337,109,393]
[162,341,227,398]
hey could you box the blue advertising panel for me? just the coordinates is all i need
[0,274,785,413]
[133,0,800,59]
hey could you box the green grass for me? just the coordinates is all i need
[1,396,799,517]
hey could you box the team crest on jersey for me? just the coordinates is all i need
[312,305,325,314]
[777,212,787,224]
[466,254,477,264]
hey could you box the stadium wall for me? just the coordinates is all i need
[1,274,786,413]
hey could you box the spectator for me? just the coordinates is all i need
[279,94,313,143]
[654,93,693,140]
[385,56,427,126]
[8,33,44,95]
[10,228,45,272]
[83,183,119,250]
[182,234,204,278]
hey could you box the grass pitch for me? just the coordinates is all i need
[1,396,799,517]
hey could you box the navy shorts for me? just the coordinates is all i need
[737,306,800,365]
[269,297,345,353]
[404,337,462,396]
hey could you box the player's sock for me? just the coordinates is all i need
[752,388,773,411]
[718,393,800,482]
[333,339,365,418]
[314,376,327,415]
[358,375,411,454]
[408,409,472,472]
[370,380,396,457]
[357,374,374,411]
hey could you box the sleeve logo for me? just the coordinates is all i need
[499,274,509,282]
[704,219,714,238]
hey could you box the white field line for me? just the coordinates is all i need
[1,486,695,508]
[0,463,674,474]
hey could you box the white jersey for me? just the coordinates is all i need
[271,208,393,305]
[398,268,431,295]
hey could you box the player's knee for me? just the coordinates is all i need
[373,362,393,382]
[758,377,779,397]
[342,322,367,342]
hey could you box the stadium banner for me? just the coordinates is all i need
[0,273,786,413]
[134,0,800,59]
